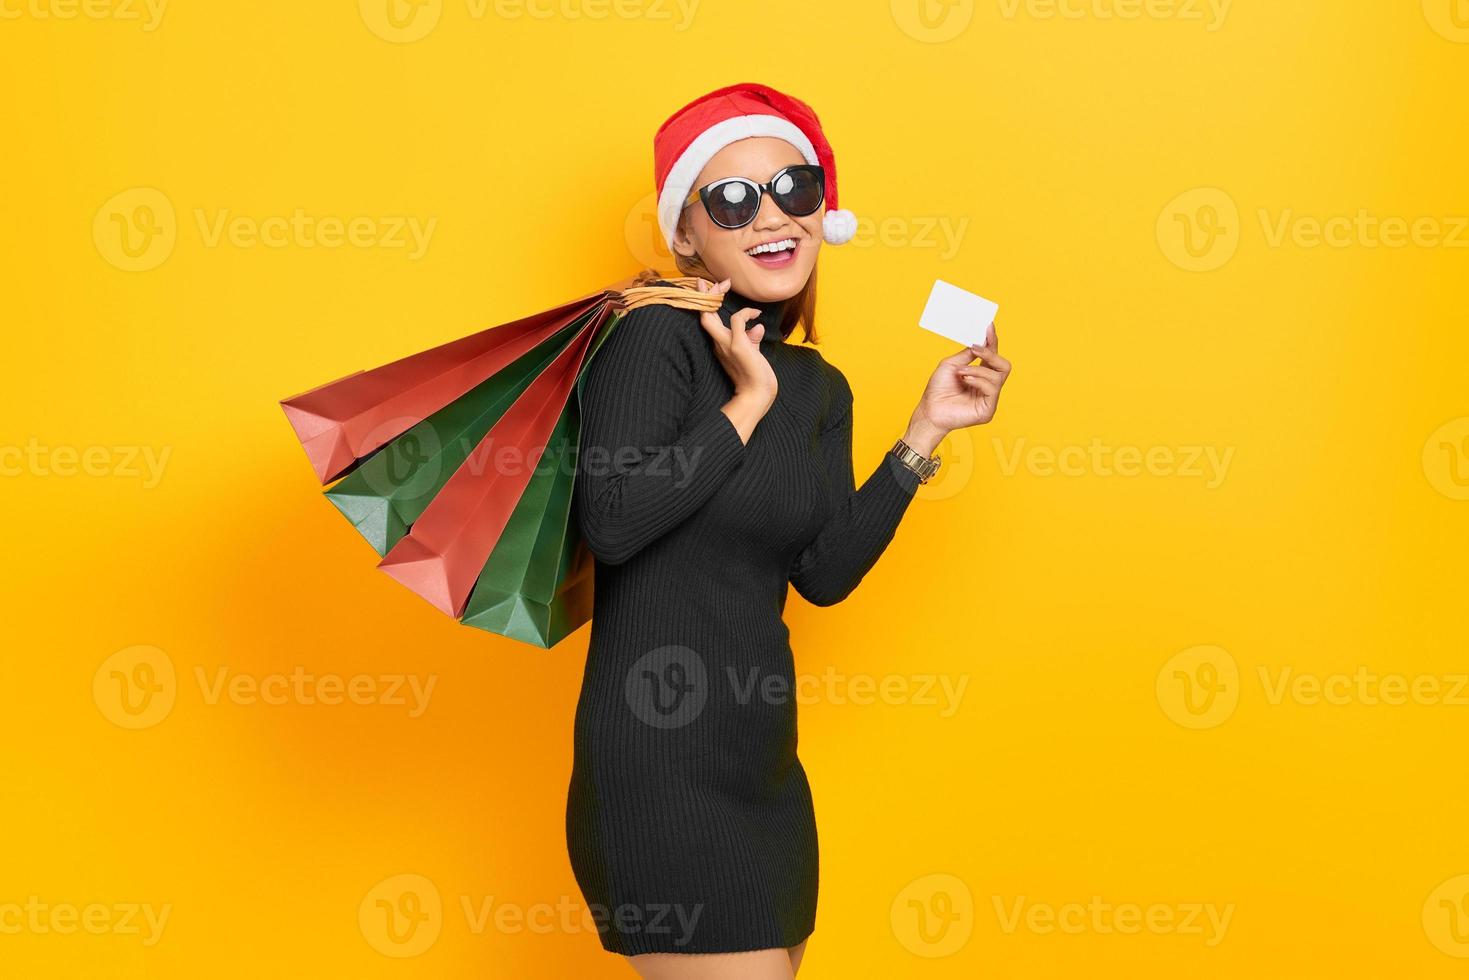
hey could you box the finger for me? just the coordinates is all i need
[971,347,1012,374]
[942,345,978,367]
[957,365,1004,386]
[963,375,1000,397]
[699,308,732,340]
[730,307,764,338]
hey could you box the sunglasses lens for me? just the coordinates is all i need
[773,166,824,216]
[705,180,759,228]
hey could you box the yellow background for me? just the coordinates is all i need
[3,1,1467,976]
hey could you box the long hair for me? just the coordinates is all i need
[642,209,821,344]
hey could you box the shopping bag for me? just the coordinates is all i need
[281,289,611,484]
[278,275,721,648]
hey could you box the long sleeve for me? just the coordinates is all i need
[788,366,922,607]
[574,303,748,565]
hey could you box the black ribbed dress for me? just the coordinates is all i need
[565,285,922,955]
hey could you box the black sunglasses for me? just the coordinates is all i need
[683,164,826,230]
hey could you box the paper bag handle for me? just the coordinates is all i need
[612,273,726,315]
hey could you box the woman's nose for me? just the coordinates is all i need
[751,192,788,229]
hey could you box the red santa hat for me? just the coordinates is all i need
[653,82,858,252]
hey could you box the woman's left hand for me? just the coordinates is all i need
[905,322,1012,453]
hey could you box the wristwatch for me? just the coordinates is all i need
[890,437,942,483]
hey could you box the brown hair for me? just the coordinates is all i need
[642,209,820,344]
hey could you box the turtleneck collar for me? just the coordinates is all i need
[718,285,792,346]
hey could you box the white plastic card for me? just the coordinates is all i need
[918,279,999,348]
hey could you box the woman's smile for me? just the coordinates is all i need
[745,236,800,269]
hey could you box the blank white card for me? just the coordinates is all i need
[918,279,999,348]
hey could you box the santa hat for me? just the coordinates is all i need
[653,82,858,252]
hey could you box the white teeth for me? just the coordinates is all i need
[745,238,796,256]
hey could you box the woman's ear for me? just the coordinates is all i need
[670,214,700,259]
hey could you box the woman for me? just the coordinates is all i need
[566,83,1011,979]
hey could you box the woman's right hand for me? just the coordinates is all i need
[696,278,778,441]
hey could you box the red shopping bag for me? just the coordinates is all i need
[281,288,615,484]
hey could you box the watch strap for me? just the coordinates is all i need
[891,437,941,483]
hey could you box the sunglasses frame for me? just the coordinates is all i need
[683,164,826,230]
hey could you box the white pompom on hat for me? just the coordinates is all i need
[653,82,857,251]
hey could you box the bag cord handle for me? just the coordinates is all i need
[612,275,725,314]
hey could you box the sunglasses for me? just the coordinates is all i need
[683,164,826,230]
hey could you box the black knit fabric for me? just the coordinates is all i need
[565,285,921,955]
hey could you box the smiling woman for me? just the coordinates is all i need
[564,83,1011,980]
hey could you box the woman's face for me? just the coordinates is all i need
[671,136,823,303]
